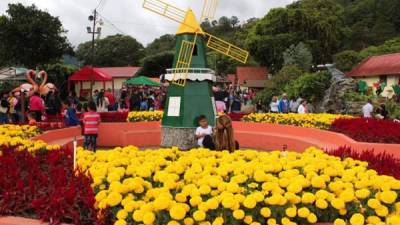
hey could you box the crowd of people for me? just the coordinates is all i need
[213,85,257,113]
[263,94,313,114]
[362,99,390,120]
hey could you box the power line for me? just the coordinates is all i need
[98,13,129,35]
[95,0,106,10]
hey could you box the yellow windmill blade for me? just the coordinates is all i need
[172,32,200,87]
[204,32,249,63]
[201,0,218,21]
[142,0,186,23]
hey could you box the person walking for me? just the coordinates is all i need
[278,94,290,113]
[362,99,374,118]
[29,92,45,122]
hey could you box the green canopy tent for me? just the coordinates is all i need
[124,76,160,87]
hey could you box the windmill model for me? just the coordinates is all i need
[142,0,249,149]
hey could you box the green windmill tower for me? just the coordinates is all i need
[143,0,249,149]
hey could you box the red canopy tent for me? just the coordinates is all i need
[68,66,114,97]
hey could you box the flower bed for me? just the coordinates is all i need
[326,146,400,179]
[330,118,400,144]
[77,146,400,225]
[0,146,97,225]
[0,125,60,154]
[127,111,163,122]
[242,113,353,130]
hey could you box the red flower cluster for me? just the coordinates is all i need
[330,118,400,144]
[326,146,400,179]
[0,146,97,225]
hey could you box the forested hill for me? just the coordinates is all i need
[76,0,400,75]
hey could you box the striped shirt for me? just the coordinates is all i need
[82,111,101,135]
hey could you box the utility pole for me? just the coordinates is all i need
[87,9,102,99]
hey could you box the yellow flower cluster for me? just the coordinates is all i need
[0,125,60,153]
[77,146,400,225]
[242,113,353,129]
[127,111,163,122]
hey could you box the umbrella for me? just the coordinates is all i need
[125,76,160,87]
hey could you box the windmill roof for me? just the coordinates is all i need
[176,9,204,35]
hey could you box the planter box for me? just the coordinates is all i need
[0,217,71,225]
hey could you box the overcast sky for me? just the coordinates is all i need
[0,0,292,47]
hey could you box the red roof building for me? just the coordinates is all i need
[348,53,400,77]
[347,53,400,98]
[68,66,142,97]
[236,67,268,88]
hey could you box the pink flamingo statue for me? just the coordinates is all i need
[38,70,57,96]
[12,70,38,96]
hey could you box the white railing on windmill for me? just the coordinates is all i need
[142,0,249,87]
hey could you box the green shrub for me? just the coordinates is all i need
[285,71,331,103]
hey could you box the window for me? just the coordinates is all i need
[192,44,198,56]
[379,75,387,84]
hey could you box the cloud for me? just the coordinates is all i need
[0,0,292,46]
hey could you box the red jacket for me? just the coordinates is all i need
[105,92,115,105]
[29,95,45,111]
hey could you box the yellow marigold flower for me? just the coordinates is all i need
[267,218,277,225]
[193,210,206,221]
[301,192,316,204]
[376,205,389,217]
[184,218,194,225]
[387,215,400,225]
[287,183,302,194]
[367,198,381,209]
[243,215,253,224]
[331,198,345,209]
[116,209,128,220]
[143,212,155,225]
[297,207,310,218]
[316,199,328,209]
[367,216,381,224]
[233,209,245,220]
[167,221,180,225]
[114,219,127,225]
[285,206,297,218]
[133,209,145,222]
[379,190,397,204]
[260,207,271,218]
[350,213,364,225]
[307,213,317,223]
[333,219,346,225]
[355,189,370,199]
[243,196,257,209]
[169,205,187,220]
[311,176,326,188]
[106,191,123,207]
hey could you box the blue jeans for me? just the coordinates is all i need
[84,135,97,151]
[0,113,8,124]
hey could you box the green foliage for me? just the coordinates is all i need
[140,51,174,77]
[343,91,371,102]
[385,100,400,119]
[144,34,175,56]
[334,50,362,72]
[39,63,79,99]
[285,71,332,103]
[254,65,303,104]
[0,3,69,68]
[359,37,400,59]
[283,42,313,71]
[76,34,144,67]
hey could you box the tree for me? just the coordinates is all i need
[334,50,361,72]
[0,4,69,68]
[285,71,332,103]
[140,51,174,77]
[76,34,144,67]
[283,42,313,71]
[144,34,175,56]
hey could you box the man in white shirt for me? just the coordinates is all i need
[362,99,374,118]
